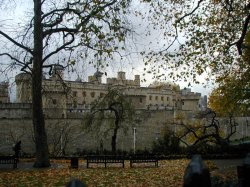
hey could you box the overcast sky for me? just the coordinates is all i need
[0,0,213,100]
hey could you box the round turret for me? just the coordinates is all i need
[117,71,126,80]
[15,73,31,84]
[15,73,32,103]
[75,76,82,82]
[51,64,64,80]
[94,70,103,83]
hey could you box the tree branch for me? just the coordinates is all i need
[177,0,205,23]
[43,27,79,36]
[0,53,32,73]
[42,33,75,63]
[0,31,33,55]
[235,13,250,55]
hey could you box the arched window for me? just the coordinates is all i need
[91,92,95,98]
[100,93,104,98]
[140,98,143,103]
[52,99,57,105]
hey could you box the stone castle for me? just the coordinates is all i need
[0,66,218,155]
[14,66,202,117]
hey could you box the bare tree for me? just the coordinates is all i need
[175,108,238,151]
[47,121,73,157]
[84,88,135,153]
[0,0,131,167]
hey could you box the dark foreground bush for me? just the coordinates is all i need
[211,175,238,187]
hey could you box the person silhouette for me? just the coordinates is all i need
[14,141,21,160]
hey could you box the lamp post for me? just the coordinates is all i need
[60,128,63,155]
[133,127,136,154]
[173,100,176,135]
[246,118,249,139]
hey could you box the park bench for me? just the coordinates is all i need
[129,154,158,168]
[86,155,125,168]
[0,156,17,169]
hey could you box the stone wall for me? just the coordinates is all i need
[3,71,246,157]
[1,106,249,156]
[0,103,32,118]
[0,109,175,155]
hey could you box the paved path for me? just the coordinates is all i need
[0,162,68,170]
[0,158,245,171]
[211,159,244,172]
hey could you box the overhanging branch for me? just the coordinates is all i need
[0,53,32,73]
[0,31,33,55]
[42,33,75,63]
[235,13,250,55]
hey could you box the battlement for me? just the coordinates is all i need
[106,72,140,87]
[0,103,32,118]
[0,103,32,109]
[181,92,201,100]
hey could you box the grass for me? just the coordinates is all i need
[0,159,237,187]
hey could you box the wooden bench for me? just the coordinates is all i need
[129,154,158,168]
[86,155,125,168]
[0,156,17,169]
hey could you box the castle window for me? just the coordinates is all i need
[52,99,57,105]
[182,101,184,105]
[73,100,77,108]
[161,96,164,101]
[155,96,158,100]
[5,136,11,143]
[82,91,86,97]
[100,93,104,98]
[167,97,169,101]
[91,92,95,98]
[140,98,143,103]
[149,95,152,100]
[73,91,77,97]
[155,132,160,140]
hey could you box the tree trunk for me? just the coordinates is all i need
[111,128,118,153]
[111,110,119,153]
[32,0,50,168]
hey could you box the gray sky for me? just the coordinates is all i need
[0,0,213,100]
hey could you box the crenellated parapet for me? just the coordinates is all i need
[106,71,140,87]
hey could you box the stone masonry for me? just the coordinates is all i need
[0,68,207,155]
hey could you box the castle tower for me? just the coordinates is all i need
[0,82,9,103]
[51,64,64,80]
[117,71,126,80]
[15,73,32,103]
[94,70,103,84]
[88,70,103,84]
[134,75,140,86]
